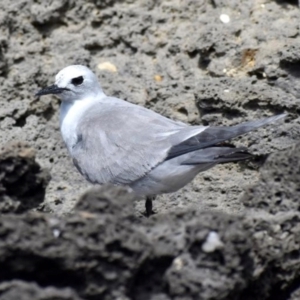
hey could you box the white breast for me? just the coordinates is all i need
[60,97,99,153]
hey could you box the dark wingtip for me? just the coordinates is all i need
[166,113,287,160]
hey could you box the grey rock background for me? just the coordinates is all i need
[0,1,300,298]
[1,0,299,215]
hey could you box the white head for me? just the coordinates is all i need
[36,65,104,101]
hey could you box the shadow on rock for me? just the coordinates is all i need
[0,142,50,214]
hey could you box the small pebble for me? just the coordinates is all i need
[97,62,118,73]
[202,231,224,253]
[154,74,163,82]
[220,14,230,24]
[53,229,60,238]
[173,257,184,270]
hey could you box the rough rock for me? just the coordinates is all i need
[0,281,82,300]
[0,185,253,300]
[75,184,135,218]
[289,287,300,300]
[242,142,300,214]
[0,180,300,299]
[0,142,50,213]
[0,186,149,300]
[0,0,299,214]
[238,143,300,299]
[0,0,300,299]
[135,211,253,300]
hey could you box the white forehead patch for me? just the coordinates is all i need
[54,65,90,86]
[55,72,64,84]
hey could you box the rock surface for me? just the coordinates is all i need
[0,0,300,299]
[0,0,299,215]
[0,142,50,213]
[0,281,83,300]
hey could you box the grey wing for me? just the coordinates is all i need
[167,113,286,160]
[71,100,207,185]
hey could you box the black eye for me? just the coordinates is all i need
[71,76,84,86]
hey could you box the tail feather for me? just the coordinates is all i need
[182,147,253,165]
[167,113,286,160]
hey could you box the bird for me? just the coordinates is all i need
[36,65,286,216]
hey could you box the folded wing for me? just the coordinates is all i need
[72,98,285,185]
[167,113,286,160]
[71,99,206,185]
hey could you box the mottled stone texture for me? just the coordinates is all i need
[0,0,300,299]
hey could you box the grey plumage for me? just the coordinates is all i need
[167,114,285,160]
[72,98,285,195]
[35,65,286,198]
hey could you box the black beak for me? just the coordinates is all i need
[35,85,70,97]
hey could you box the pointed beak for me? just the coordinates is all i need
[35,85,70,97]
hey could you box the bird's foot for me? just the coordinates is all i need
[143,195,156,217]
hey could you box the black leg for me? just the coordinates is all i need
[145,195,156,217]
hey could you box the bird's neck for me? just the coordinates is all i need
[59,94,104,153]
